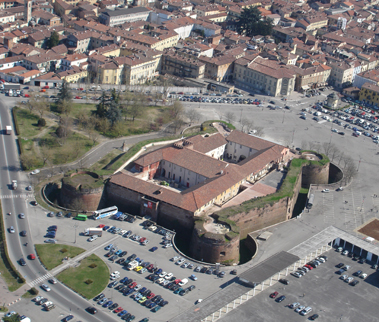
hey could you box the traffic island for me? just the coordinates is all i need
[56,254,109,299]
[35,244,85,270]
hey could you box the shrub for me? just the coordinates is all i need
[60,248,68,253]
[85,279,93,284]
[37,118,46,127]
[30,287,38,295]
[89,263,97,268]
[12,107,20,135]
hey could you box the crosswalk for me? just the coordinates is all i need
[28,273,53,287]
[0,194,34,199]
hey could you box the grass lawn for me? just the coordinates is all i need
[57,254,109,299]
[35,244,85,270]
[16,108,42,138]
[39,127,96,165]
[88,149,123,172]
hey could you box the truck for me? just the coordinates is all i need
[4,83,21,91]
[5,125,12,134]
[84,228,102,237]
[127,260,139,271]
[11,180,17,190]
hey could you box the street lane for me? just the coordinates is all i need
[0,97,119,321]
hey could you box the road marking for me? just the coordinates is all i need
[28,273,53,287]
[0,194,34,199]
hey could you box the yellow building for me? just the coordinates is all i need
[119,30,179,51]
[57,66,88,83]
[98,62,122,85]
[359,82,379,106]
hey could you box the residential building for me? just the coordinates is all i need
[199,54,235,82]
[162,51,205,79]
[99,7,150,27]
[57,65,87,82]
[22,53,62,72]
[60,53,88,71]
[353,69,379,89]
[359,82,379,107]
[234,55,296,97]
[293,64,331,91]
[328,60,354,89]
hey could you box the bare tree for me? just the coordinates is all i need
[255,126,264,137]
[308,141,316,151]
[186,109,201,125]
[337,151,345,166]
[34,96,49,118]
[328,143,340,162]
[168,101,185,121]
[344,159,356,184]
[241,119,252,133]
[225,112,235,123]
[322,142,332,156]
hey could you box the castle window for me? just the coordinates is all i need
[220,251,225,256]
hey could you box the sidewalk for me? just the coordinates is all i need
[0,277,30,307]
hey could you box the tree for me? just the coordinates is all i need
[186,109,201,124]
[255,126,264,137]
[225,112,235,123]
[34,97,49,118]
[236,6,273,37]
[93,92,108,118]
[48,31,60,49]
[111,88,120,104]
[56,79,72,104]
[57,99,72,116]
[129,101,145,122]
[168,101,185,120]
[106,102,122,127]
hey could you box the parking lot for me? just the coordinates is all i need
[27,212,236,321]
[219,248,379,322]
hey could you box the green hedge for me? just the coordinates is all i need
[0,202,25,291]
[11,107,20,136]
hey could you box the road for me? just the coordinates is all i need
[0,97,119,321]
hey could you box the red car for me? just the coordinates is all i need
[146,292,155,299]
[174,279,181,284]
[24,94,30,97]
[113,307,123,313]
[140,237,147,243]
[29,254,36,260]
[305,265,313,270]
[79,88,84,91]
[270,291,279,298]
[42,85,49,89]
[178,92,184,95]
[98,224,105,228]
[75,96,82,99]
[147,264,154,272]
[129,282,137,288]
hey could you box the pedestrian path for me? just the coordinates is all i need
[0,194,34,199]
[28,273,53,287]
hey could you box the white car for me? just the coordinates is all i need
[88,235,98,242]
[179,278,188,286]
[165,272,173,280]
[41,284,51,292]
[342,250,349,256]
[164,243,173,248]
[176,259,185,265]
[340,275,348,281]
[322,189,330,193]
[149,226,157,232]
[157,278,165,284]
[360,273,367,279]
[110,271,120,277]
[159,271,167,278]
[31,169,40,175]
[346,277,354,283]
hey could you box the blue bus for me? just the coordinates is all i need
[93,206,118,220]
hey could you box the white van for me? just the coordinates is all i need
[127,260,139,271]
